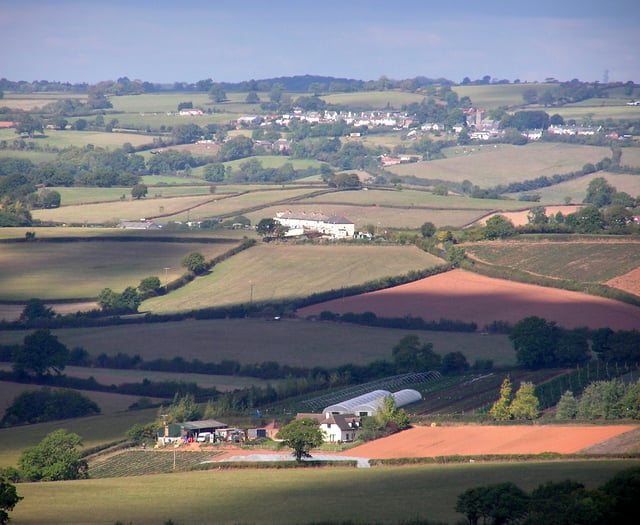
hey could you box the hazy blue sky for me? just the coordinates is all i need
[1,0,638,85]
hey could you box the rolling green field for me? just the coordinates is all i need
[9,460,640,524]
[507,171,640,204]
[0,128,154,150]
[322,90,426,109]
[0,319,514,369]
[387,142,610,190]
[0,408,158,466]
[48,184,212,205]
[452,83,547,109]
[142,243,444,313]
[465,239,640,283]
[0,239,239,300]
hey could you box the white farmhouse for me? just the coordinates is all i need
[274,211,355,239]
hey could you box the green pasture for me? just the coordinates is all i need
[465,240,640,283]
[0,318,514,370]
[143,243,444,312]
[0,128,154,150]
[620,146,640,167]
[0,149,57,163]
[245,202,497,229]
[31,194,215,223]
[452,83,547,109]
[0,226,226,241]
[223,155,325,171]
[0,408,157,467]
[322,90,426,109]
[162,187,323,222]
[0,239,237,300]
[387,142,610,190]
[109,111,236,130]
[0,92,87,111]
[552,104,640,122]
[49,185,212,205]
[510,171,640,204]
[10,460,640,524]
[108,93,214,113]
[0,379,164,417]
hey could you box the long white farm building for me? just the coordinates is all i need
[274,211,355,239]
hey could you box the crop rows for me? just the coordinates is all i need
[89,449,217,478]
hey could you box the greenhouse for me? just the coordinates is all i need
[323,389,422,416]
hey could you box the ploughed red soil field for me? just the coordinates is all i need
[298,269,640,330]
[340,424,639,459]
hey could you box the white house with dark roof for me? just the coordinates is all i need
[297,413,361,443]
[274,211,355,239]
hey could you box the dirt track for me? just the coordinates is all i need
[298,269,640,330]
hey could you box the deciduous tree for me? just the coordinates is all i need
[277,418,324,462]
[181,252,206,274]
[18,429,88,481]
[0,476,22,524]
[12,329,69,377]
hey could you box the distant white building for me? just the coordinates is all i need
[274,211,355,239]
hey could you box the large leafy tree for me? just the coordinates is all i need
[0,476,22,524]
[490,377,513,421]
[18,429,88,481]
[392,334,441,373]
[509,382,539,420]
[19,298,55,323]
[181,252,206,274]
[277,418,324,462]
[12,329,69,377]
[456,482,529,525]
[483,215,516,240]
[509,316,559,369]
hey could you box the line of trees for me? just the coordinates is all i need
[457,466,639,525]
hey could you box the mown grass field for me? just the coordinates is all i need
[142,243,444,313]
[452,83,547,109]
[0,408,158,467]
[0,318,515,369]
[322,90,426,109]
[48,184,212,205]
[0,128,153,150]
[387,142,611,190]
[0,239,239,300]
[10,460,640,524]
[465,239,640,283]
[507,171,640,204]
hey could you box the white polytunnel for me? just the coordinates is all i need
[323,389,422,417]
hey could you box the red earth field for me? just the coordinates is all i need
[341,424,639,459]
[298,269,640,330]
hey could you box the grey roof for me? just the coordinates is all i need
[180,419,227,430]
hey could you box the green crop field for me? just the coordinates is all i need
[0,92,87,111]
[507,171,640,204]
[322,90,425,109]
[465,239,640,283]
[9,460,640,524]
[0,319,514,369]
[49,184,212,205]
[0,128,154,150]
[387,142,610,190]
[0,239,239,300]
[142,243,444,313]
[452,83,548,109]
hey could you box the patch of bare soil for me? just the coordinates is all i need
[606,266,640,297]
[298,269,640,330]
[579,426,640,454]
[341,425,639,459]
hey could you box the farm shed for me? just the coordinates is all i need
[158,418,227,444]
[323,389,422,417]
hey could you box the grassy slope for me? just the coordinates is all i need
[142,243,444,312]
[10,460,640,524]
[465,240,640,283]
[387,142,610,189]
[0,240,237,300]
